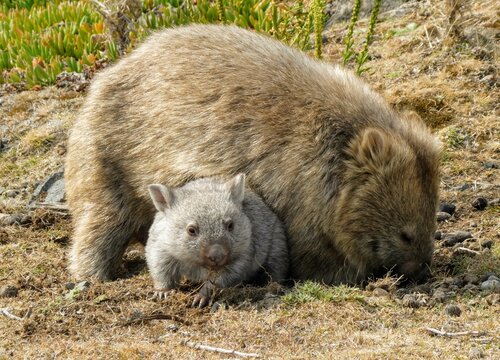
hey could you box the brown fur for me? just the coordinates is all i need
[65,24,441,283]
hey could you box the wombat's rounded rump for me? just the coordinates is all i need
[145,174,288,306]
[66,24,441,284]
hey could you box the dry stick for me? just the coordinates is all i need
[1,308,24,321]
[181,340,261,358]
[425,327,484,337]
[121,313,191,326]
[454,247,481,255]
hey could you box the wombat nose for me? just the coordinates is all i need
[399,261,431,283]
[205,245,229,268]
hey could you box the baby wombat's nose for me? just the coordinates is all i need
[399,261,431,283]
[204,244,229,269]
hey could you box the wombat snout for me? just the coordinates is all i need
[398,261,431,283]
[202,243,230,269]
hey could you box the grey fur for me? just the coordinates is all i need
[145,174,289,306]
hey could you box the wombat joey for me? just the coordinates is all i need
[66,24,440,284]
[145,174,289,307]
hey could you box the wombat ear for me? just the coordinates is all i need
[359,127,391,165]
[227,174,245,203]
[148,184,175,212]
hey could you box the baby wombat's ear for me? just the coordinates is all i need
[227,174,245,203]
[148,184,175,212]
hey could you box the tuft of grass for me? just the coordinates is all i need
[445,126,467,149]
[282,281,365,305]
[341,0,361,65]
[355,0,382,75]
[311,0,325,59]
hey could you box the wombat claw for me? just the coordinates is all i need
[153,289,174,300]
[192,294,210,308]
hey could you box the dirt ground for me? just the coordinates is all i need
[0,1,498,359]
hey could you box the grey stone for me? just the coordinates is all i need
[0,285,18,298]
[443,231,473,246]
[480,278,500,292]
[444,304,461,317]
[436,212,451,221]
[372,287,390,297]
[5,190,18,198]
[30,171,65,205]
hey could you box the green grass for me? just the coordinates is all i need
[282,281,365,305]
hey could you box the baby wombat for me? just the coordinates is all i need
[145,174,288,307]
[66,24,441,284]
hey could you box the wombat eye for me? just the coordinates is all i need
[400,231,413,244]
[225,220,234,232]
[186,224,198,236]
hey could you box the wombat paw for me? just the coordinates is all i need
[152,289,175,301]
[191,293,210,308]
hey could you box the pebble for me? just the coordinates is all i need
[432,288,447,303]
[480,240,492,249]
[434,231,442,240]
[480,272,498,282]
[444,304,461,317]
[472,197,488,210]
[0,213,23,226]
[469,347,484,359]
[439,202,456,215]
[402,293,428,308]
[443,231,472,246]
[483,161,498,169]
[0,285,19,298]
[5,190,19,198]
[372,287,390,297]
[436,212,451,222]
[480,277,500,292]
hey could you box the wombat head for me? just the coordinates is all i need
[148,174,252,271]
[334,124,441,283]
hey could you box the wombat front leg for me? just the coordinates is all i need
[69,206,135,280]
[149,257,181,300]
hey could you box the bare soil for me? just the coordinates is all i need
[0,1,498,358]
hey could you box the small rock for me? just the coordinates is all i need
[372,287,390,297]
[5,190,19,198]
[455,183,472,191]
[469,347,484,359]
[0,285,19,298]
[483,161,499,169]
[0,213,22,226]
[436,212,451,222]
[166,324,178,332]
[480,240,493,249]
[464,274,480,285]
[402,293,428,308]
[480,278,500,292]
[439,202,456,215]
[444,304,461,317]
[210,301,226,313]
[64,282,75,290]
[472,197,488,210]
[480,272,497,282]
[432,288,447,303]
[443,231,472,246]
[434,231,442,240]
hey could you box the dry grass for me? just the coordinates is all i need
[1,1,499,358]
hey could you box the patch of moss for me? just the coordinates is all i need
[282,281,365,305]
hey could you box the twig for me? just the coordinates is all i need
[423,25,433,49]
[454,247,480,255]
[425,327,484,337]
[28,202,69,212]
[1,308,23,321]
[120,313,191,326]
[181,340,261,358]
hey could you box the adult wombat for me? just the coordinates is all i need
[66,24,441,284]
[145,174,288,307]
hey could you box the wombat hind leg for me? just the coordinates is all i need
[69,208,136,281]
